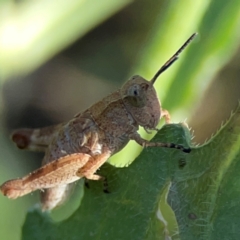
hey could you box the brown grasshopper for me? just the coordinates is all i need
[0,33,196,211]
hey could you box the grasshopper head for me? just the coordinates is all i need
[121,33,197,131]
[121,76,161,130]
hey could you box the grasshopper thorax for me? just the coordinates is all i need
[121,75,161,131]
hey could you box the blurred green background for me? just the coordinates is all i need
[1,0,240,239]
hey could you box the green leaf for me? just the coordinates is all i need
[169,107,240,239]
[22,104,240,239]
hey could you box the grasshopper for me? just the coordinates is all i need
[0,33,196,210]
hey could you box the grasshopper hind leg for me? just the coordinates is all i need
[11,124,64,152]
[77,150,112,193]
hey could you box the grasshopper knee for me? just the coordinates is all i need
[0,179,26,199]
[12,131,31,149]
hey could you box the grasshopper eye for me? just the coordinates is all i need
[128,84,141,97]
[125,84,146,107]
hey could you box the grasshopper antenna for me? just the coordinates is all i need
[151,32,197,85]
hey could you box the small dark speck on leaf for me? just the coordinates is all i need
[179,158,186,169]
[188,213,197,220]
